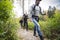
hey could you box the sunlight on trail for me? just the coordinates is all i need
[17,27,47,40]
[17,27,40,40]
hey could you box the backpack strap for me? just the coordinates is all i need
[33,5,41,14]
[32,5,36,16]
[33,5,36,11]
[32,5,36,18]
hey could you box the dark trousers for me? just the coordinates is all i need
[20,23,23,27]
[24,21,28,31]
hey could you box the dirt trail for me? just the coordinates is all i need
[17,27,47,40]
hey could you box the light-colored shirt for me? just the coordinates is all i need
[29,4,42,18]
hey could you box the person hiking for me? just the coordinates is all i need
[29,0,45,40]
[19,18,23,28]
[23,14,28,31]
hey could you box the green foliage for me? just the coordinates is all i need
[39,15,45,21]
[40,11,60,40]
[28,21,34,30]
[0,0,13,21]
[0,0,18,40]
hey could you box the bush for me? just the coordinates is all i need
[0,0,18,40]
[40,11,60,40]
[28,21,34,30]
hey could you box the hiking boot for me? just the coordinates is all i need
[39,36,44,40]
[33,34,38,37]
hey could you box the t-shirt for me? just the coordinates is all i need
[29,4,42,18]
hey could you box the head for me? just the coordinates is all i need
[35,0,41,6]
[49,6,51,8]
[23,14,25,16]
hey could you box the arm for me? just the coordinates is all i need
[39,7,46,15]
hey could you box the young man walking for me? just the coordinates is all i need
[29,0,44,40]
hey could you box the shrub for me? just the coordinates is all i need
[0,0,18,40]
[40,11,60,40]
[28,21,34,30]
